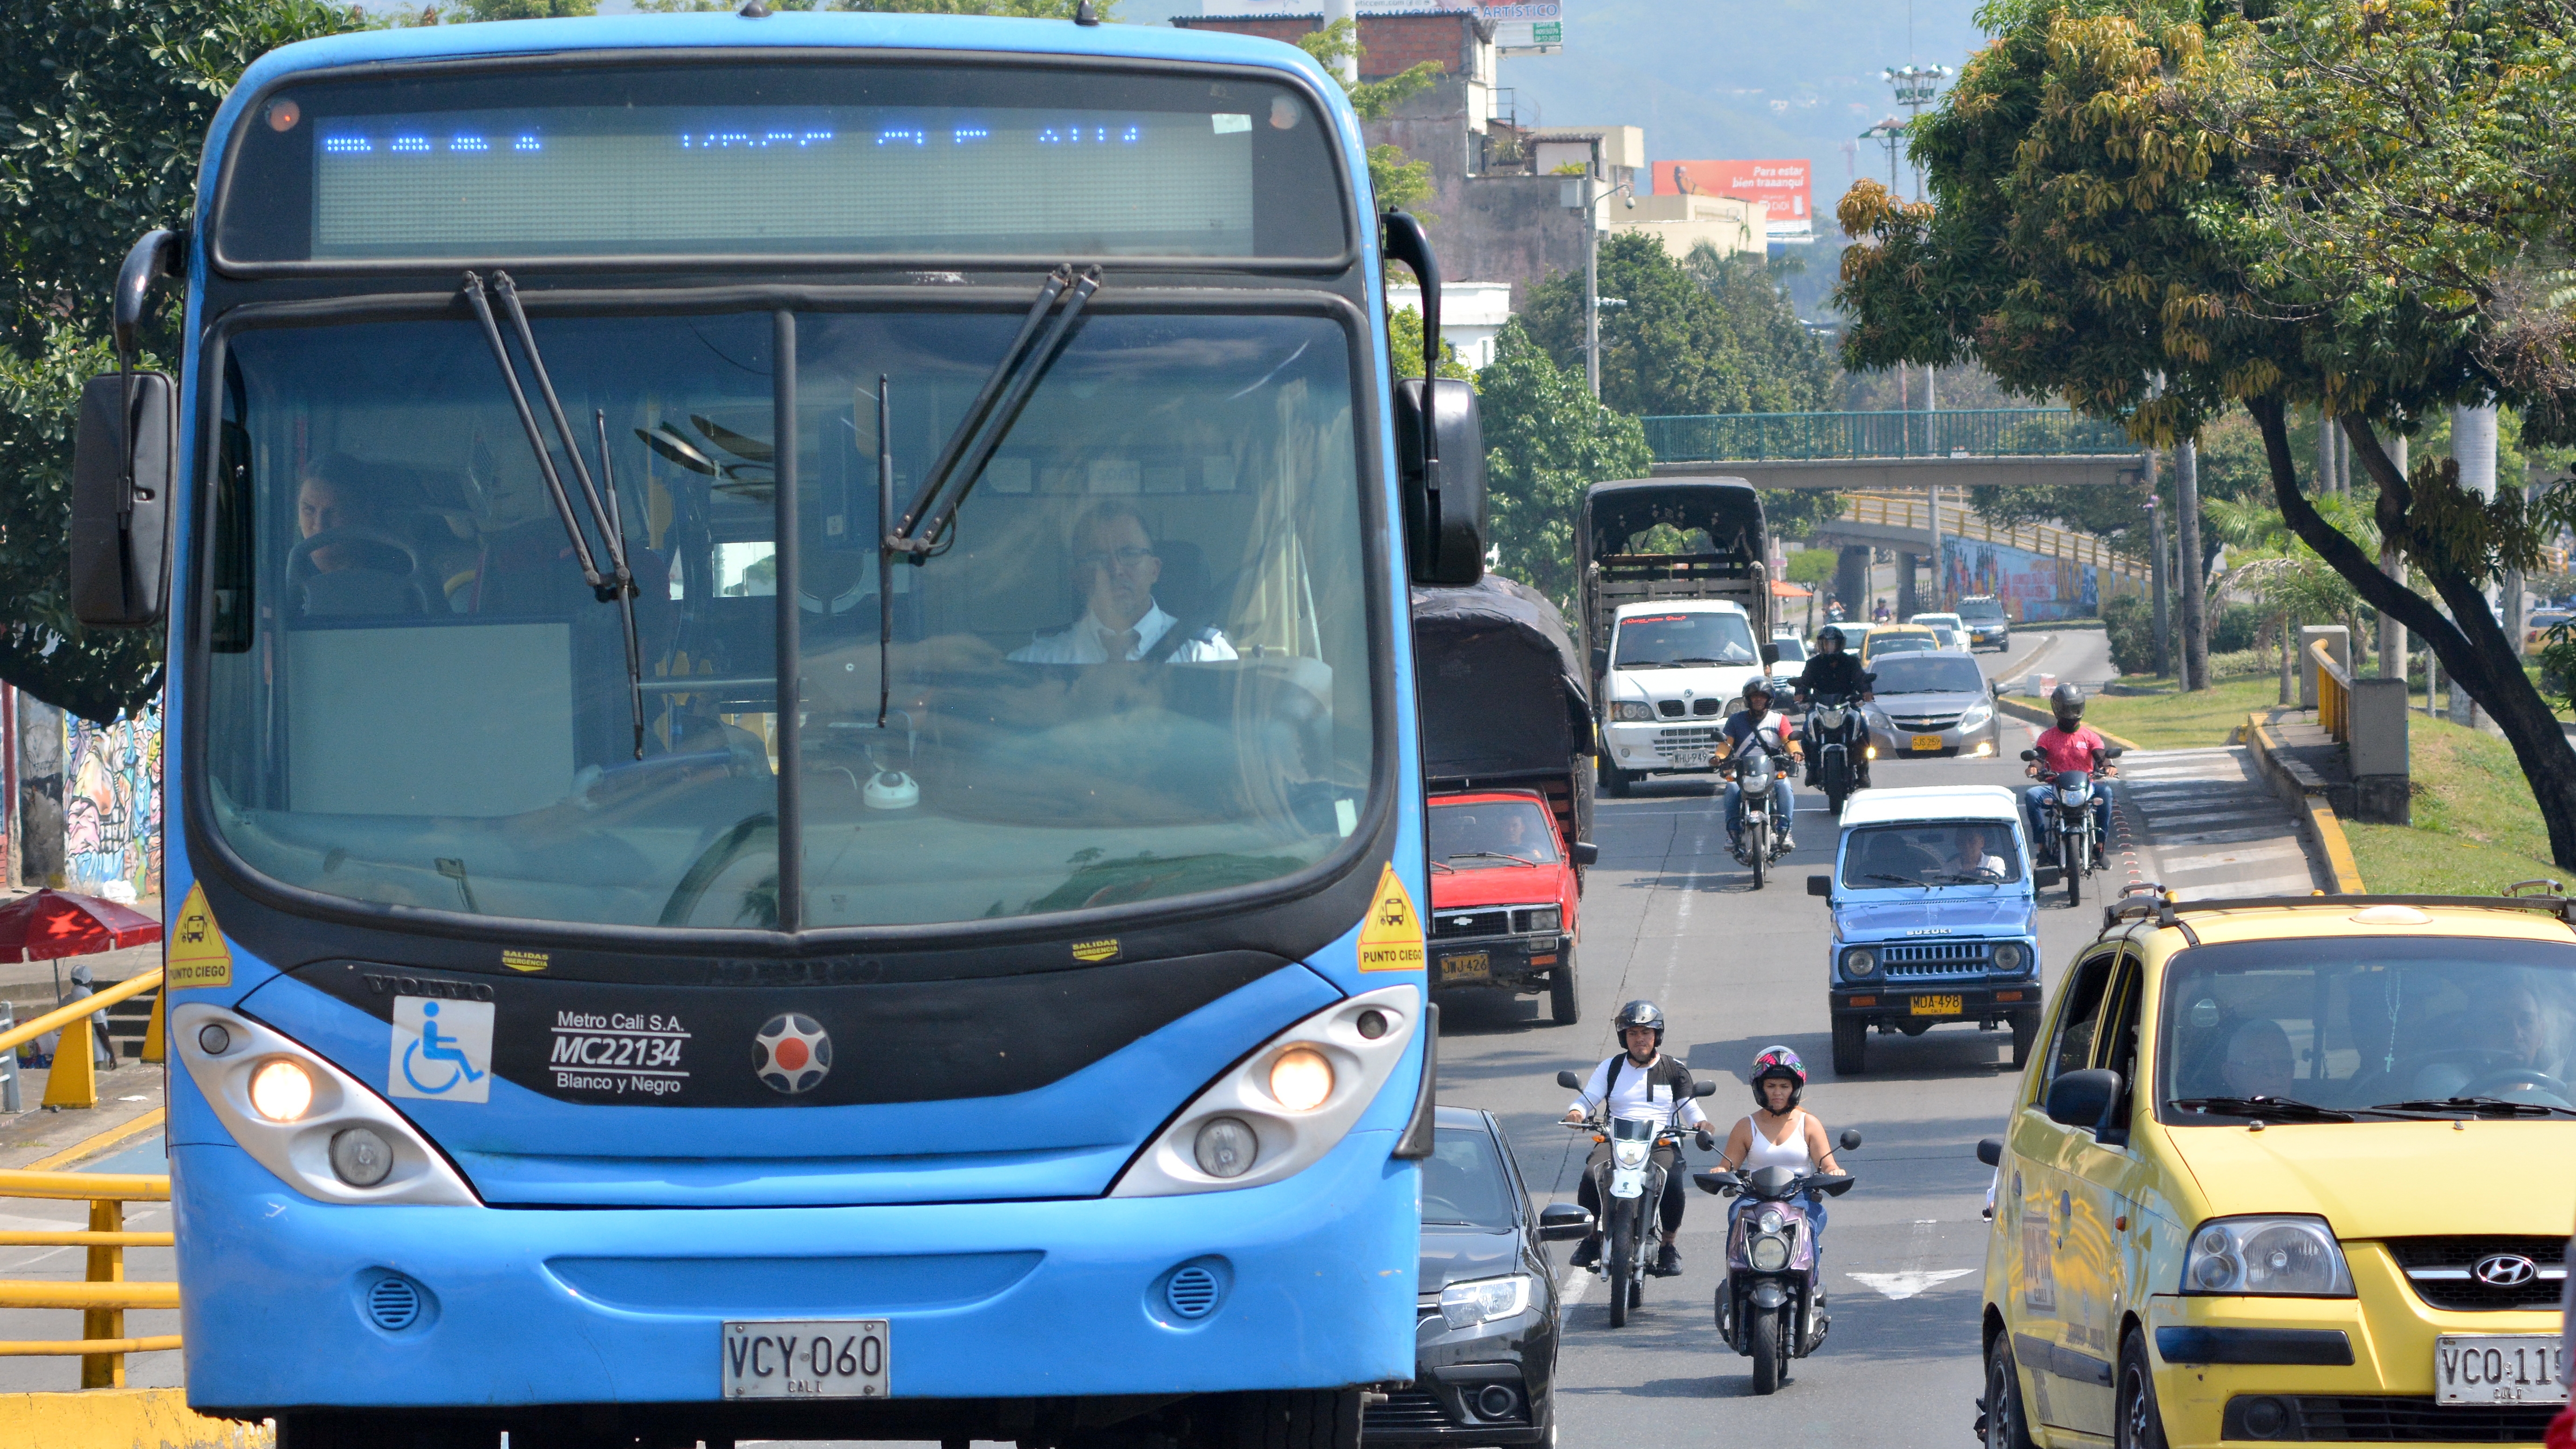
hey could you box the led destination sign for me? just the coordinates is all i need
[215,64,1347,264]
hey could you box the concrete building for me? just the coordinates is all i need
[1386,280,1514,368]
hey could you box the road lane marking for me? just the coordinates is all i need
[1846,1268,1976,1299]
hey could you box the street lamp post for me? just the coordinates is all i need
[1860,117,1907,197]
[1562,173,1635,398]
[1882,63,1951,200]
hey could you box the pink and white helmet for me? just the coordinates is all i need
[1750,1044,1807,1108]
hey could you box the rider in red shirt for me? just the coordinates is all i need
[2024,683,2116,849]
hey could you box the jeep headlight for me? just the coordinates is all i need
[1438,1274,1533,1329]
[1612,700,1655,722]
[1841,947,1879,979]
[1992,942,2027,972]
[2182,1216,2354,1297]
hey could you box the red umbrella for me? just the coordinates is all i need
[0,889,162,962]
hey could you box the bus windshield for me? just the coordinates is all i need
[203,308,1373,932]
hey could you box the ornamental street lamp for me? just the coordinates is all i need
[1861,117,1907,197]
[1882,63,1951,200]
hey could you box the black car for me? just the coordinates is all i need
[1366,1106,1589,1447]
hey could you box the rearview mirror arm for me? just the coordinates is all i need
[111,229,183,588]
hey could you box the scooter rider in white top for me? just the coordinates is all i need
[1561,1000,1714,1277]
[1714,1046,1845,1291]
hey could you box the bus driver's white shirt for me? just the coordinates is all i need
[1008,602,1237,664]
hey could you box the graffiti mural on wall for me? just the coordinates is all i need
[1942,539,2139,623]
[64,703,163,896]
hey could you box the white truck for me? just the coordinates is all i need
[1580,479,1776,797]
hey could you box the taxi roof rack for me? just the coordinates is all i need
[2103,886,2576,941]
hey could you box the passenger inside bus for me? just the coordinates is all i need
[1008,502,1236,665]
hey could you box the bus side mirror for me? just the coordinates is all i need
[1393,377,1487,586]
[71,229,182,629]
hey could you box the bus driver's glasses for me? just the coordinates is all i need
[1076,546,1157,575]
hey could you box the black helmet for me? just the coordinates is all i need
[1750,1044,1807,1109]
[1614,999,1666,1047]
[1742,677,1776,702]
[1816,625,1846,649]
[2050,682,2086,726]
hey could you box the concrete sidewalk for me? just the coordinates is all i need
[2106,745,2329,901]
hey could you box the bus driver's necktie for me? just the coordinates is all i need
[1111,628,1141,661]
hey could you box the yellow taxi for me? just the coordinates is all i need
[1860,623,1942,668]
[1977,890,2576,1449]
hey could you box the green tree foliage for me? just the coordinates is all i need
[1293,20,1439,217]
[1835,0,2576,862]
[631,0,1111,14]
[1522,232,1834,419]
[451,0,596,18]
[1,0,365,721]
[1476,321,1652,600]
[1386,307,1473,386]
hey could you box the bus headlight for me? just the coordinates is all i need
[1112,985,1419,1198]
[250,1060,315,1122]
[172,1004,478,1208]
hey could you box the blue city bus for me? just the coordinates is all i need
[69,12,1490,1444]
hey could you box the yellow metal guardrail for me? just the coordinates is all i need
[2310,637,2353,742]
[0,968,178,1386]
[1840,493,2149,580]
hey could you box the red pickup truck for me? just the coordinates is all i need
[1426,790,1593,1025]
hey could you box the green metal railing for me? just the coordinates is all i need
[1641,409,2140,463]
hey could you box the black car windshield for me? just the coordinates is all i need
[205,309,1372,931]
[2159,937,2576,1117]
[1429,798,1559,865]
[1613,611,1755,667]
[1840,822,2022,887]
[1421,1126,1517,1229]
[1958,599,2006,621]
[1872,655,1989,695]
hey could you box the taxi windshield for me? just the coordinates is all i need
[2158,937,2576,1117]
[1428,798,1559,866]
[202,308,1372,931]
[1613,611,1755,668]
[1839,822,2021,887]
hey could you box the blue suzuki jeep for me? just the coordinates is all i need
[1803,785,2057,1075]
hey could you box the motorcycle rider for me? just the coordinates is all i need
[1714,1046,1845,1280]
[1721,678,1800,856]
[1562,1000,1713,1277]
[1792,625,1875,788]
[2023,682,2115,856]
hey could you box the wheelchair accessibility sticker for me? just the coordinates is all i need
[389,996,495,1103]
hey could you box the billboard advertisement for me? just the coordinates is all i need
[1202,0,1561,48]
[1654,159,1812,239]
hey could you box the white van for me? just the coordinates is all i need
[1594,600,1770,797]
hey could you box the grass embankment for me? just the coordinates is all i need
[2082,677,2283,751]
[2342,718,2562,894]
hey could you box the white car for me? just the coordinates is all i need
[1909,612,1970,653]
[1596,600,1770,797]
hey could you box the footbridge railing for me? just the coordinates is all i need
[1642,408,2139,464]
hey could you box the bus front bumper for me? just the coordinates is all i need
[172,1124,1418,1415]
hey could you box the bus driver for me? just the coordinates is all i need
[1009,502,1236,665]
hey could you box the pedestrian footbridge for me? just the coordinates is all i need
[1643,408,2150,490]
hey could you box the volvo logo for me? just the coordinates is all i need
[2473,1254,2539,1288]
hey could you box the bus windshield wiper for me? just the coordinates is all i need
[462,271,646,759]
[2371,1096,2576,1119]
[2169,1095,2357,1122]
[885,266,1100,558]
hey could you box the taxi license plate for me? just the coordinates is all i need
[722,1320,888,1400]
[1910,994,1964,1016]
[2436,1336,2569,1405]
[1910,734,1945,752]
[1440,953,1491,983]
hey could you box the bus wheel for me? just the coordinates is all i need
[1216,1388,1362,1449]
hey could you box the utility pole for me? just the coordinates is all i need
[2177,436,2207,691]
[2452,403,2500,728]
[1323,0,1356,81]
[1564,162,1633,399]
[2146,457,2171,678]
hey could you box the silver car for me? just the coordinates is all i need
[1860,652,2005,760]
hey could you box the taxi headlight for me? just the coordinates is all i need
[1612,701,1656,722]
[2182,1216,2354,1297]
[249,1059,315,1122]
[1438,1274,1533,1329]
[1268,1048,1334,1112]
[1993,942,2028,972]
[1841,947,1879,979]
[1749,1232,1793,1271]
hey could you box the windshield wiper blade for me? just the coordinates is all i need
[886,266,1099,557]
[1449,851,1539,866]
[2170,1095,2356,1122]
[1865,872,1925,886]
[462,271,646,758]
[2372,1096,2576,1119]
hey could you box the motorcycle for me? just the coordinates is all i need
[1554,1068,1717,1328]
[1694,1127,1863,1394]
[1802,693,1866,817]
[1726,728,1794,887]
[2020,748,2122,906]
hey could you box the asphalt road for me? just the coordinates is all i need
[1429,626,2120,1449]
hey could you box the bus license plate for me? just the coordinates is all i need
[1910,734,1944,752]
[1440,953,1490,983]
[1910,995,1964,1016]
[2435,1336,2569,1405]
[722,1320,889,1400]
